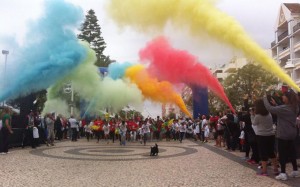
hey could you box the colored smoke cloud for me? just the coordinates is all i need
[44,43,143,117]
[0,0,87,102]
[139,37,234,113]
[43,98,70,117]
[125,64,192,117]
[108,62,134,80]
[107,0,300,92]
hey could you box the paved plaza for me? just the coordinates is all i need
[0,139,299,187]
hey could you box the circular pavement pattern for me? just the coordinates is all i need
[29,145,198,161]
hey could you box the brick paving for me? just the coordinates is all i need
[0,138,299,187]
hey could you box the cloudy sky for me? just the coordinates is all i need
[1,0,298,66]
[0,0,298,117]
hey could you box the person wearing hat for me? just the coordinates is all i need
[263,89,299,180]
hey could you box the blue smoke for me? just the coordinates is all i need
[0,0,86,101]
[107,62,134,80]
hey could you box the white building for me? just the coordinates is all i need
[212,56,248,82]
[271,3,300,85]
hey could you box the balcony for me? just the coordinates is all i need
[293,23,300,33]
[278,30,288,42]
[293,58,300,66]
[278,47,290,60]
[271,41,276,48]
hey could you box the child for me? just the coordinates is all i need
[204,124,210,143]
[103,120,110,144]
[32,124,39,148]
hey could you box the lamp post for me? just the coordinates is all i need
[2,50,9,107]
[64,82,74,116]
[2,50,9,73]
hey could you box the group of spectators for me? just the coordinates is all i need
[210,89,300,181]
[1,88,300,181]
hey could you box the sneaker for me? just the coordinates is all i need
[289,171,300,178]
[275,173,287,181]
[247,159,257,165]
[257,171,269,176]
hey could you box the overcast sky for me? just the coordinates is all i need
[1,0,298,66]
[0,0,298,117]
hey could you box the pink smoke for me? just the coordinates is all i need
[139,37,235,113]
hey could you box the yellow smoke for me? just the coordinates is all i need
[108,0,300,92]
[125,65,192,117]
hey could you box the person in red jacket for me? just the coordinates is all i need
[130,120,139,141]
[94,117,103,143]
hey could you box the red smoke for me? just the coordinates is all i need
[139,37,235,113]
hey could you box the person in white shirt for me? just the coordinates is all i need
[69,116,78,142]
[84,122,93,141]
[194,120,200,141]
[204,124,210,143]
[179,121,187,143]
[138,125,143,144]
[172,120,180,141]
[142,120,151,145]
[201,115,207,142]
[103,120,110,144]
[32,124,39,148]
[119,120,127,146]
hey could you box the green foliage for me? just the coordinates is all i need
[78,9,112,67]
[167,112,176,120]
[209,62,279,111]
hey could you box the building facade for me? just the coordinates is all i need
[271,3,300,85]
[212,56,248,82]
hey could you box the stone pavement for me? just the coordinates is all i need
[0,138,299,187]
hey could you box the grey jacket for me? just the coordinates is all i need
[263,97,298,140]
[251,113,274,136]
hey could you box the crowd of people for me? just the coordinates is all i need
[1,89,300,181]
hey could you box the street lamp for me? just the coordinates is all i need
[2,50,9,72]
[64,82,74,116]
[2,50,9,107]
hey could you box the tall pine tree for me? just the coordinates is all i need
[78,9,112,67]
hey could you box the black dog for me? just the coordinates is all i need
[150,143,159,156]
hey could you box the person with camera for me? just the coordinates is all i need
[263,89,299,180]
[251,99,278,176]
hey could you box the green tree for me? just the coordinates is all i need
[78,9,112,67]
[222,62,279,110]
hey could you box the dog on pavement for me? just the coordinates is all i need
[150,143,159,156]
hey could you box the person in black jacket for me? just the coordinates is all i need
[224,114,239,151]
[54,115,63,141]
